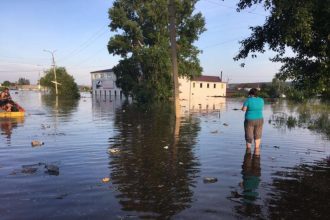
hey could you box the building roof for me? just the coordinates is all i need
[90,69,113,74]
[192,75,222,83]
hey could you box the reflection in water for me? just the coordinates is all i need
[269,101,330,139]
[41,95,79,116]
[232,150,262,218]
[242,150,261,203]
[92,97,125,118]
[0,117,24,144]
[108,103,201,219]
[268,158,330,219]
[180,97,226,114]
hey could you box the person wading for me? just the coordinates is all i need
[242,88,264,155]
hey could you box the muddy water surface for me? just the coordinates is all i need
[0,91,329,219]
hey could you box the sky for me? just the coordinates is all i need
[0,0,281,85]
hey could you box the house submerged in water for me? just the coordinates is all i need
[179,75,227,113]
[90,69,227,112]
[90,69,123,98]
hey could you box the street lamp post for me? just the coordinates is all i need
[43,49,58,95]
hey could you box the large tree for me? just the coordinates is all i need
[234,0,330,99]
[40,67,80,99]
[108,0,205,102]
[17,77,30,85]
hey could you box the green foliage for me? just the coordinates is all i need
[235,0,330,99]
[230,90,248,98]
[108,0,205,102]
[17,77,30,85]
[257,78,288,98]
[40,67,80,99]
[270,101,330,138]
[285,87,310,102]
[2,81,12,87]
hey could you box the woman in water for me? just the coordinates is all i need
[242,88,264,155]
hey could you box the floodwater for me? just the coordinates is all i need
[0,91,329,220]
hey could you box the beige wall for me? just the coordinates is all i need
[179,77,226,99]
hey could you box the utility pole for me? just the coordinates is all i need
[44,49,58,95]
[168,0,180,119]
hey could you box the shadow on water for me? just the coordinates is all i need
[269,100,330,139]
[0,117,24,144]
[107,103,201,219]
[267,157,330,219]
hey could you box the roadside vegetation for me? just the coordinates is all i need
[40,67,80,99]
[235,0,329,101]
[107,0,205,103]
[269,101,330,139]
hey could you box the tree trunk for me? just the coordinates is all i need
[168,0,180,119]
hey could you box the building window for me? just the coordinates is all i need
[221,84,224,89]
[207,83,209,88]
[193,82,195,88]
[200,83,202,88]
[214,84,216,88]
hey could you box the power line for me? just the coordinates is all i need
[70,46,108,68]
[202,0,267,17]
[57,25,109,62]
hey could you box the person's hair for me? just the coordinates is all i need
[248,88,258,96]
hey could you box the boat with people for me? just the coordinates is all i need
[0,109,25,117]
[0,88,25,118]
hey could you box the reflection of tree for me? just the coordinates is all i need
[267,158,330,219]
[41,95,79,117]
[108,103,200,219]
[0,117,24,144]
[269,101,330,139]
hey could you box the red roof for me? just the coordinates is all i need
[192,75,222,82]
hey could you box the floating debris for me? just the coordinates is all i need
[211,130,218,134]
[203,177,218,183]
[31,140,44,147]
[45,164,59,175]
[164,146,169,149]
[233,108,240,111]
[55,193,68,199]
[228,191,243,203]
[21,167,38,174]
[273,145,280,149]
[102,177,110,183]
[41,124,51,129]
[108,148,120,154]
[179,162,184,165]
[223,123,229,126]
[47,132,66,136]
[231,190,241,198]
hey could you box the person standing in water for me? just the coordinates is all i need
[242,88,264,155]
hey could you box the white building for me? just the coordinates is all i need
[90,69,122,98]
[179,75,227,113]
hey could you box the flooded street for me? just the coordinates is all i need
[0,91,329,219]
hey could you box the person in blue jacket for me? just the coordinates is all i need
[242,88,264,155]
